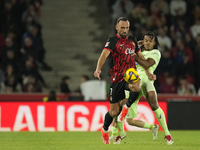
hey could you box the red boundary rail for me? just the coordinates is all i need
[0,93,200,101]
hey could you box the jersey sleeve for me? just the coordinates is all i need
[148,50,161,65]
[104,37,116,53]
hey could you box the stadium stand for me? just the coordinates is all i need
[1,0,200,97]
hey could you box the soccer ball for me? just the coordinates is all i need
[124,68,139,83]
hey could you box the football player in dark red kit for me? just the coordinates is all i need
[94,17,146,144]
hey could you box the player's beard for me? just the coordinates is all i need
[119,32,128,38]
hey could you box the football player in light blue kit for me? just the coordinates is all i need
[111,31,173,145]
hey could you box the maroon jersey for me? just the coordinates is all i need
[104,34,140,83]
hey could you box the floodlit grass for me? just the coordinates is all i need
[0,131,200,150]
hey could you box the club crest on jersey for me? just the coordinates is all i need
[125,48,135,55]
[132,41,136,47]
[105,42,110,47]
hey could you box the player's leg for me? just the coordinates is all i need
[110,117,118,141]
[112,119,126,144]
[116,117,126,138]
[145,80,173,145]
[115,98,156,144]
[116,105,159,143]
[125,90,159,140]
[126,109,159,141]
[114,91,139,144]
[110,116,126,144]
[102,82,125,144]
[117,91,143,137]
[118,79,141,122]
[110,97,127,143]
[125,91,146,128]
[126,100,153,129]
[126,118,159,141]
[102,102,120,144]
[126,119,153,129]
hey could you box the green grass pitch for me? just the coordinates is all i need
[0,131,200,150]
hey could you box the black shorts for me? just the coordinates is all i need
[109,80,129,104]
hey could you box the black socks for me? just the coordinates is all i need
[103,111,113,131]
[126,90,140,107]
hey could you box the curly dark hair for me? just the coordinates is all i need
[141,31,160,50]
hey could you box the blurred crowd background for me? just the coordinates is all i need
[0,0,200,97]
[0,0,51,93]
[107,0,200,96]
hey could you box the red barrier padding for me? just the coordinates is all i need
[0,93,199,101]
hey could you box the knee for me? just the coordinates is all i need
[109,109,120,117]
[129,80,141,92]
[131,86,141,92]
[150,103,158,111]
[148,98,159,111]
[126,118,132,125]
[147,92,159,111]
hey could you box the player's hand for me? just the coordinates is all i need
[148,74,156,80]
[94,70,101,80]
[138,40,144,47]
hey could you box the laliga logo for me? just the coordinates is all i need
[125,48,135,55]
[125,104,155,131]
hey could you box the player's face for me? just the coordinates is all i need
[116,21,129,38]
[143,35,156,51]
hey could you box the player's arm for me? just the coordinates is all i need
[135,54,155,69]
[135,54,156,80]
[94,49,110,79]
[135,40,156,80]
[144,68,156,80]
[135,40,157,69]
[136,51,146,60]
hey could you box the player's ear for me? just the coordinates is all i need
[115,25,118,31]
